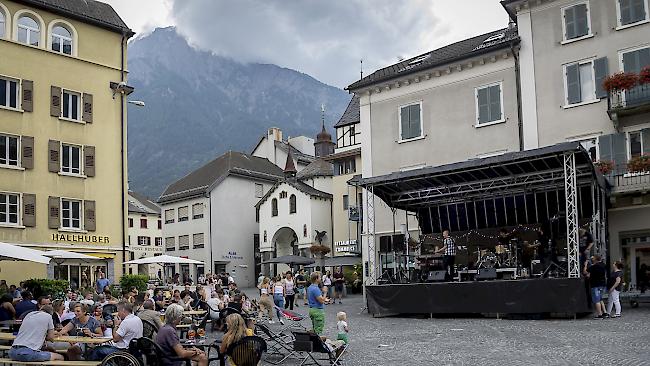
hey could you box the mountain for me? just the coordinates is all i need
[126,27,351,198]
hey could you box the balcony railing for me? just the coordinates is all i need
[601,163,650,194]
[608,84,650,116]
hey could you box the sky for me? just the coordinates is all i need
[104,0,510,88]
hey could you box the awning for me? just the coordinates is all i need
[44,250,104,262]
[0,242,51,264]
[124,255,202,264]
[306,256,361,268]
[86,253,116,259]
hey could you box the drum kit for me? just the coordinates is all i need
[475,240,519,269]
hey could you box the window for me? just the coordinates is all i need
[562,2,591,41]
[155,237,162,246]
[165,236,175,251]
[128,218,133,228]
[0,9,5,39]
[565,58,608,105]
[279,191,288,199]
[289,194,297,214]
[621,47,650,100]
[0,134,18,167]
[580,138,598,162]
[271,198,278,217]
[178,206,189,221]
[61,144,81,174]
[140,218,147,229]
[192,203,204,219]
[178,235,190,250]
[399,102,422,141]
[157,219,162,229]
[62,90,80,120]
[61,199,81,229]
[164,209,174,224]
[343,195,349,210]
[336,158,356,175]
[476,82,504,125]
[0,77,19,109]
[618,0,649,27]
[193,233,204,248]
[138,236,151,246]
[0,193,19,225]
[629,131,643,158]
[17,16,40,46]
[255,183,264,198]
[51,25,72,55]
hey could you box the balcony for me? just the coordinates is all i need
[608,84,650,124]
[600,162,650,195]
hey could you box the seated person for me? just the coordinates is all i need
[58,303,103,360]
[153,289,165,310]
[0,294,16,321]
[9,304,64,362]
[137,299,163,330]
[219,313,253,359]
[88,302,143,361]
[156,304,207,366]
[226,294,243,313]
[15,291,37,318]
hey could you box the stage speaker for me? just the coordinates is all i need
[427,270,447,282]
[476,268,497,281]
[392,234,405,252]
[379,236,392,253]
[531,261,544,276]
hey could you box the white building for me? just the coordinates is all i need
[252,127,315,172]
[127,191,163,277]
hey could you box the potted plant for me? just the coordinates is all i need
[627,154,650,173]
[639,66,650,85]
[595,160,615,174]
[310,230,331,271]
[603,72,638,92]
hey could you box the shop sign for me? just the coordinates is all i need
[334,240,357,253]
[52,233,110,244]
[222,251,243,260]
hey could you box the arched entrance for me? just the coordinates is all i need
[271,227,299,276]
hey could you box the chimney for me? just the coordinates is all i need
[268,127,282,142]
[267,127,282,167]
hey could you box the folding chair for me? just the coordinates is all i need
[274,305,308,331]
[256,323,298,364]
[292,331,348,366]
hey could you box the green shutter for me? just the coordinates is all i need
[400,106,409,140]
[593,57,609,99]
[489,85,502,122]
[612,133,628,174]
[409,104,421,138]
[566,64,582,104]
[477,87,489,124]
[598,134,613,162]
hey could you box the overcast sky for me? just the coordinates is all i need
[104,0,509,88]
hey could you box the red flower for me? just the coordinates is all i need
[603,72,638,92]
[639,66,650,85]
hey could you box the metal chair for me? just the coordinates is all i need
[100,351,140,366]
[140,319,158,339]
[226,336,268,366]
[256,322,297,364]
[136,336,191,366]
[292,331,347,366]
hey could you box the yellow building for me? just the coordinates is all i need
[0,0,133,288]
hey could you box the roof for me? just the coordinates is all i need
[159,151,284,204]
[128,191,161,215]
[296,159,334,179]
[15,0,134,36]
[347,28,519,91]
[255,178,333,208]
[334,95,360,128]
[359,142,607,211]
[283,148,297,176]
[276,140,315,165]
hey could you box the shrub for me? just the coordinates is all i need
[603,72,638,92]
[119,274,149,293]
[24,279,69,300]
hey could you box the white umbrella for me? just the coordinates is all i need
[43,250,101,262]
[0,242,51,264]
[124,255,203,265]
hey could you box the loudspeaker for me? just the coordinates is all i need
[476,268,497,281]
[531,261,544,276]
[427,270,447,282]
[379,236,392,253]
[392,234,405,252]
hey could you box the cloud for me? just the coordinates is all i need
[169,0,446,88]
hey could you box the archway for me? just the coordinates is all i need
[271,227,299,276]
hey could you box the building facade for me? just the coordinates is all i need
[127,191,162,278]
[0,0,132,286]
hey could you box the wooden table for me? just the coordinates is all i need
[0,332,112,344]
[183,310,206,316]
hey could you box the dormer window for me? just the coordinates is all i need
[17,16,40,46]
[52,25,72,55]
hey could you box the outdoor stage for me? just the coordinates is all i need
[365,278,590,316]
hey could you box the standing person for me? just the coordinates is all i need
[257,273,265,292]
[322,272,332,304]
[88,302,143,360]
[333,268,345,304]
[273,276,285,324]
[96,272,110,294]
[336,311,349,344]
[295,269,307,306]
[8,304,64,362]
[307,272,328,335]
[258,278,275,323]
[579,228,594,274]
[586,255,608,319]
[607,261,624,318]
[435,229,456,281]
[284,272,296,310]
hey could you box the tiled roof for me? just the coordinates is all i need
[334,95,360,128]
[15,0,133,36]
[296,159,334,179]
[128,191,160,215]
[255,178,332,208]
[347,27,519,91]
[159,151,284,204]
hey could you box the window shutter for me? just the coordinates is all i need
[612,133,628,174]
[21,136,34,169]
[477,87,489,124]
[642,128,650,155]
[631,0,646,23]
[84,145,95,177]
[50,86,61,117]
[639,48,650,70]
[84,200,96,231]
[489,85,502,121]
[593,57,609,99]
[598,134,613,162]
[566,64,582,104]
[400,106,410,140]
[48,140,60,172]
[82,93,93,123]
[409,104,421,138]
[620,0,633,24]
[22,193,36,227]
[574,4,589,37]
[21,80,33,112]
[48,196,60,229]
[564,6,577,39]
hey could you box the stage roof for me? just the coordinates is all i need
[358,142,607,211]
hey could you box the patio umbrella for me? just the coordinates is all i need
[263,255,315,266]
[43,250,102,263]
[124,255,203,265]
[0,242,51,264]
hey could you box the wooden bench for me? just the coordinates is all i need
[0,358,99,365]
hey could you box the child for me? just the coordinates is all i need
[607,261,624,318]
[336,311,349,344]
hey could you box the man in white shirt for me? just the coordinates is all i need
[9,305,64,362]
[88,301,143,361]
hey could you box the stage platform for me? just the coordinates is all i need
[366,278,590,316]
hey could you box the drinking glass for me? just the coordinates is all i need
[197,328,205,341]
[187,329,196,340]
